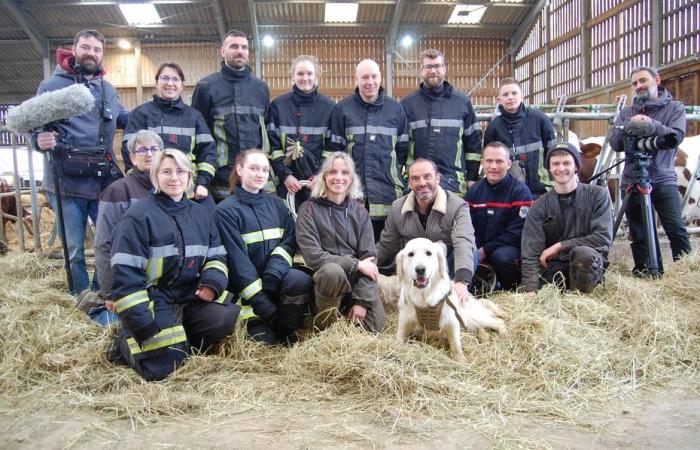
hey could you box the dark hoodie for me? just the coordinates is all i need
[609,86,686,188]
[30,47,128,199]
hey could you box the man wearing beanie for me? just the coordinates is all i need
[520,142,613,293]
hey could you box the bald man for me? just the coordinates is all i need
[329,59,409,241]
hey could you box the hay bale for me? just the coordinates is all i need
[0,251,698,441]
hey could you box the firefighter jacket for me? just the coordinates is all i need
[111,192,229,344]
[122,95,217,188]
[267,85,335,186]
[466,172,533,257]
[483,104,557,198]
[329,87,409,219]
[401,81,482,196]
[214,188,297,321]
[191,63,270,199]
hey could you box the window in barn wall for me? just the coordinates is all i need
[549,0,581,41]
[662,0,699,64]
[591,15,617,87]
[619,0,651,79]
[532,53,548,104]
[515,63,531,100]
[516,14,543,61]
[551,35,581,100]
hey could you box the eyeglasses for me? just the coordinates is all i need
[158,168,190,178]
[133,145,162,155]
[158,75,182,83]
[422,64,444,71]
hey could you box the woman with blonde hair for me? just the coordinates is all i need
[295,152,386,332]
[110,149,239,381]
[266,55,335,206]
[215,148,312,345]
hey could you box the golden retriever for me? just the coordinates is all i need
[396,238,507,360]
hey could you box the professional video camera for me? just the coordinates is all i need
[619,118,679,155]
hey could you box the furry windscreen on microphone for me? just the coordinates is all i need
[4,84,95,134]
[624,118,656,137]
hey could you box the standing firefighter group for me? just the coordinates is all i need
[30,29,691,381]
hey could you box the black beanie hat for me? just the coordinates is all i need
[546,142,581,172]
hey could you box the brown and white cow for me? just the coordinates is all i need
[0,177,32,235]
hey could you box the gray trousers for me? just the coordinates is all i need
[541,246,606,293]
[313,262,386,332]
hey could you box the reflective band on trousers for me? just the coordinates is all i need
[126,325,187,355]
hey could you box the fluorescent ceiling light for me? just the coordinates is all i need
[400,35,413,48]
[448,5,486,24]
[324,2,358,23]
[117,39,131,50]
[262,35,274,48]
[119,3,162,25]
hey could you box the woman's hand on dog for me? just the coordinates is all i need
[347,305,367,323]
[357,257,379,281]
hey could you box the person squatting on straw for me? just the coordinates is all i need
[214,149,313,346]
[110,149,239,381]
[295,152,387,332]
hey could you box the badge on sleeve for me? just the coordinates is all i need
[519,206,529,218]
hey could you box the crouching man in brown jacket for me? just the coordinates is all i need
[295,152,386,332]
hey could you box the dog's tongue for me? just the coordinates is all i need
[414,277,428,288]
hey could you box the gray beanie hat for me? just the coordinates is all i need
[545,141,581,173]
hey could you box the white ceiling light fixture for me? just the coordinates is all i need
[262,35,275,48]
[117,38,131,50]
[400,35,413,48]
[448,5,487,25]
[324,2,359,23]
[119,3,162,26]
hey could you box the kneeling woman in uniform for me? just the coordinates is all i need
[111,149,240,381]
[295,152,386,332]
[215,149,312,345]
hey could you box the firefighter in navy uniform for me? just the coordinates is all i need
[122,62,217,208]
[267,55,335,208]
[215,149,312,345]
[110,150,239,381]
[191,30,270,202]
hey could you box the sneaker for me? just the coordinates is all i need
[76,290,105,314]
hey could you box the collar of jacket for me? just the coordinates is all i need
[353,86,385,108]
[220,61,252,80]
[234,187,267,206]
[401,186,448,215]
[152,94,185,111]
[419,80,452,100]
[154,191,190,215]
[132,169,154,191]
[314,195,351,210]
[484,172,513,191]
[292,85,319,105]
[498,103,526,124]
[56,47,106,78]
[632,86,672,113]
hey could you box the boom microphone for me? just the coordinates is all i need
[622,118,656,137]
[4,84,95,134]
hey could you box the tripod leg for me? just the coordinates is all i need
[612,190,632,241]
[639,191,660,277]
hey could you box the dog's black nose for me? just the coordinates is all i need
[415,265,425,276]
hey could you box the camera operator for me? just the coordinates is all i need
[609,66,691,277]
[31,29,129,295]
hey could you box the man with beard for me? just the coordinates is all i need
[376,159,476,303]
[609,66,691,277]
[31,29,128,295]
[483,77,557,198]
[401,49,482,198]
[329,59,409,242]
[192,30,270,202]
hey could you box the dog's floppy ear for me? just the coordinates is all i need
[395,248,406,285]
[435,241,448,279]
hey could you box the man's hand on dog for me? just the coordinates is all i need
[357,256,379,281]
[453,280,470,305]
[347,305,367,323]
[539,242,562,268]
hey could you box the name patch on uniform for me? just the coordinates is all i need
[487,209,495,216]
[369,135,376,141]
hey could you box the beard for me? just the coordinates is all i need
[225,56,246,70]
[74,56,101,75]
[634,83,658,101]
[423,75,444,89]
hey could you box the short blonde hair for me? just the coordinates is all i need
[150,149,194,194]
[311,152,363,201]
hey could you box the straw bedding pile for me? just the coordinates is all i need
[0,252,698,440]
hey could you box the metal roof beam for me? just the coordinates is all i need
[386,0,406,50]
[0,0,48,55]
[212,0,227,40]
[247,0,261,75]
[509,0,548,55]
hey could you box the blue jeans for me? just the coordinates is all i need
[625,184,692,274]
[48,192,99,294]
